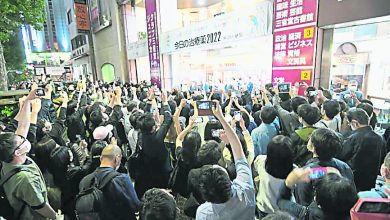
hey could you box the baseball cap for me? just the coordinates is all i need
[93,124,114,140]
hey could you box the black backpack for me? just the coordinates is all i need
[0,163,28,220]
[75,171,120,220]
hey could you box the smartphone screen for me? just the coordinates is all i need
[234,111,241,121]
[309,167,327,180]
[211,129,221,138]
[194,117,203,123]
[197,101,214,116]
[278,83,291,93]
[198,101,211,110]
[36,88,45,97]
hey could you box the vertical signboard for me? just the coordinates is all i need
[75,3,90,32]
[145,0,162,88]
[272,0,318,86]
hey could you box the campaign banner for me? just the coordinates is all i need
[145,0,162,88]
[272,25,316,67]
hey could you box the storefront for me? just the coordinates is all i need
[317,0,390,128]
[127,0,274,89]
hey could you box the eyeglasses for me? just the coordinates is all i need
[14,135,27,153]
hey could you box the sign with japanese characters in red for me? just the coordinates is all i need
[272,25,316,67]
[146,0,162,88]
[272,0,318,85]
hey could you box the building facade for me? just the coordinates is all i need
[21,0,72,79]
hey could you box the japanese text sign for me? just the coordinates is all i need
[274,0,318,30]
[146,0,161,88]
[75,3,90,32]
[272,25,316,67]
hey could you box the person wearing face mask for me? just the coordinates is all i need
[79,144,141,220]
[340,80,364,108]
[337,108,387,191]
[0,89,58,220]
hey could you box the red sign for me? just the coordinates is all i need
[274,0,318,30]
[272,25,316,67]
[272,0,318,85]
[75,3,90,31]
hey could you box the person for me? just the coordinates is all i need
[134,90,173,198]
[314,99,341,132]
[291,104,321,167]
[196,101,256,220]
[279,170,358,220]
[253,135,294,217]
[36,91,69,147]
[340,80,364,108]
[140,188,177,220]
[338,108,387,191]
[170,118,201,198]
[358,152,390,199]
[251,106,279,156]
[79,144,140,219]
[48,143,91,219]
[294,128,354,206]
[0,90,57,219]
[272,95,308,136]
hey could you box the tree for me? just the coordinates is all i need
[0,0,46,91]
[4,31,26,71]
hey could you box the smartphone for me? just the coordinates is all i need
[234,111,241,121]
[194,117,203,123]
[187,100,192,105]
[299,82,305,87]
[36,88,45,97]
[255,89,261,96]
[211,129,221,138]
[143,87,149,92]
[309,167,327,180]
[309,91,318,97]
[197,101,214,116]
[278,83,291,94]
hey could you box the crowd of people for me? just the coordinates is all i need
[0,78,389,220]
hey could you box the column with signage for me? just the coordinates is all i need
[272,0,318,87]
[145,0,162,88]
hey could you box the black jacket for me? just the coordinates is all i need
[294,158,354,206]
[134,104,173,198]
[338,126,387,191]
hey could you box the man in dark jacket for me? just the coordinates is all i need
[79,144,140,219]
[134,91,173,198]
[294,128,354,206]
[291,104,320,167]
[338,108,387,191]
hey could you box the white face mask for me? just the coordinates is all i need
[349,86,357,92]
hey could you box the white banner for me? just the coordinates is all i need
[127,0,273,59]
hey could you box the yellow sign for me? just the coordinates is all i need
[301,70,311,80]
[304,27,314,39]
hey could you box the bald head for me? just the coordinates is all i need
[100,144,122,169]
[101,144,122,159]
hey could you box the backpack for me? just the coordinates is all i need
[75,171,120,220]
[0,163,28,220]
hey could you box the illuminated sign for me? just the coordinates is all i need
[31,53,71,66]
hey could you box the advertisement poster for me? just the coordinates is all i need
[272,0,318,86]
[145,0,162,88]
